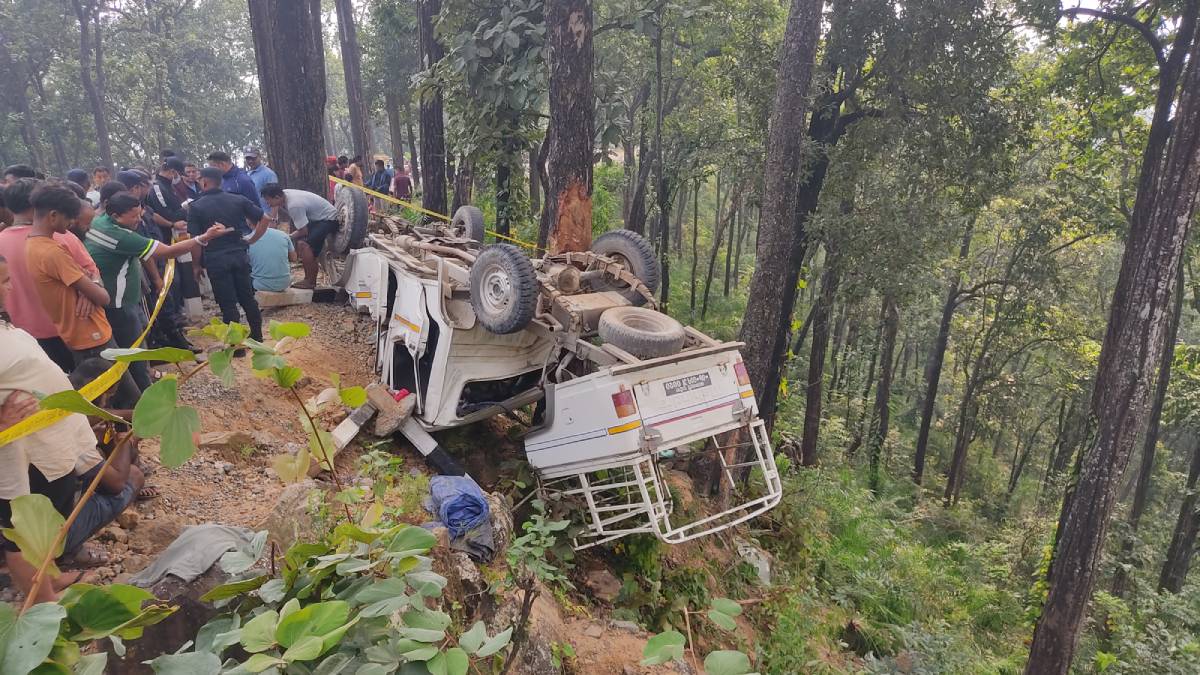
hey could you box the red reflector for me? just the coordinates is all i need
[611,388,637,418]
[734,361,751,387]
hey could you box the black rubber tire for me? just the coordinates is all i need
[591,229,659,304]
[598,306,685,358]
[332,184,368,254]
[469,244,538,334]
[451,205,486,241]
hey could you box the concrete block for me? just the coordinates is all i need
[255,287,314,308]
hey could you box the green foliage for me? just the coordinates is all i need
[0,495,66,577]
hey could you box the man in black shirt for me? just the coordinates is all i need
[187,167,269,343]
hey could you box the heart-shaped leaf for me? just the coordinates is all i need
[710,598,742,617]
[387,526,437,558]
[640,630,685,666]
[273,448,312,485]
[0,602,65,675]
[1,494,66,577]
[239,609,279,653]
[459,621,486,655]
[271,366,303,389]
[707,609,737,632]
[148,651,221,675]
[282,634,324,662]
[474,626,512,658]
[704,650,753,675]
[132,379,201,468]
[38,389,123,423]
[275,601,349,648]
[270,321,311,340]
[207,349,236,387]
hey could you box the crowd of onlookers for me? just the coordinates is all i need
[0,146,400,602]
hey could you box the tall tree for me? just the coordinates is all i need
[1025,22,1200,673]
[1159,438,1200,593]
[247,0,327,196]
[545,0,595,253]
[335,0,371,162]
[68,0,112,169]
[736,0,824,425]
[417,0,448,215]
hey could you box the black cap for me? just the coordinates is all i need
[66,169,90,186]
[199,166,224,182]
[242,146,260,158]
[116,170,150,188]
[163,157,186,173]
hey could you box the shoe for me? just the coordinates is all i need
[291,280,316,290]
[233,348,248,358]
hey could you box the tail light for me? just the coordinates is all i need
[611,388,638,418]
[734,360,751,387]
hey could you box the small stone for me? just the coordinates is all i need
[583,569,622,603]
[610,620,642,633]
[101,526,128,544]
[116,511,139,530]
[94,566,114,580]
[112,572,133,585]
[584,624,604,638]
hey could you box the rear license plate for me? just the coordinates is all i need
[663,372,712,397]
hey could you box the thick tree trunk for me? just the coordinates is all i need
[417,0,447,216]
[690,178,699,319]
[403,98,421,188]
[914,221,973,484]
[385,92,406,178]
[545,0,594,253]
[652,23,670,308]
[723,207,735,296]
[1026,30,1200,673]
[451,156,472,214]
[869,295,899,491]
[1112,261,1185,597]
[626,124,652,235]
[529,143,541,216]
[324,113,336,156]
[0,37,44,169]
[70,0,112,169]
[799,261,840,466]
[672,181,686,253]
[336,0,371,162]
[1158,439,1200,593]
[495,159,512,235]
[248,0,328,197]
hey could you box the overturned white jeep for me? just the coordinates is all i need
[338,207,781,548]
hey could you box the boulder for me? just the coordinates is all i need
[583,568,622,603]
[366,384,416,436]
[258,479,329,550]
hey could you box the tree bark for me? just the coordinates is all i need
[702,191,737,320]
[799,260,840,466]
[914,220,973,484]
[1112,261,1185,597]
[529,142,541,216]
[1026,30,1200,673]
[417,0,447,216]
[248,0,328,197]
[403,98,421,188]
[1158,438,1200,593]
[690,178,699,319]
[625,123,652,235]
[495,159,512,235]
[0,36,44,170]
[451,156,473,214]
[69,0,112,169]
[385,92,406,177]
[545,0,594,253]
[653,21,670,308]
[335,0,371,162]
[869,295,899,491]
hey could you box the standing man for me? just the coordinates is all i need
[206,151,260,206]
[181,163,202,199]
[392,163,414,201]
[87,167,110,205]
[367,159,393,211]
[147,158,188,240]
[259,183,340,290]
[188,167,269,344]
[243,147,277,210]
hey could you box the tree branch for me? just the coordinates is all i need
[1060,7,1167,68]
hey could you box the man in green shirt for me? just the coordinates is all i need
[85,192,225,388]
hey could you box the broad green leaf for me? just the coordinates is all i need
[704,650,753,675]
[354,663,392,675]
[312,652,358,675]
[208,349,236,387]
[707,609,737,632]
[38,390,123,423]
[270,321,311,340]
[338,385,367,408]
[224,322,249,346]
[148,651,221,675]
[387,526,437,558]
[100,347,195,364]
[353,578,409,604]
[271,366,303,389]
[357,595,410,619]
[406,571,447,598]
[640,630,685,666]
[132,378,179,437]
[0,602,66,674]
[252,351,287,371]
[258,579,287,604]
[394,639,438,661]
[474,626,512,658]
[194,614,241,654]
[274,601,349,648]
[282,634,324,662]
[427,648,468,675]
[219,531,268,574]
[2,494,66,576]
[159,405,200,468]
[106,604,177,640]
[308,427,337,471]
[200,574,269,602]
[73,652,107,675]
[359,502,384,529]
[710,598,742,617]
[278,598,301,621]
[243,653,286,673]
[333,523,383,545]
[398,608,450,643]
[458,621,486,655]
[273,448,311,485]
[240,609,279,653]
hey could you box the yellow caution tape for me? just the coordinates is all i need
[0,260,176,447]
[327,175,544,251]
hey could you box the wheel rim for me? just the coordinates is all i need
[478,264,513,316]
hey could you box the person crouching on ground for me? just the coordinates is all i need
[188,167,268,344]
[259,183,340,290]
[0,255,101,602]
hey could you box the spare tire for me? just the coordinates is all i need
[598,306,685,359]
[470,244,538,334]
[332,184,368,254]
[591,229,659,305]
[451,205,486,241]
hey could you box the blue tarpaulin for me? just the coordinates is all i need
[424,475,490,539]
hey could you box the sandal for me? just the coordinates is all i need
[52,569,96,591]
[64,543,109,569]
[137,485,161,501]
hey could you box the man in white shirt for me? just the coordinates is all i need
[259,183,340,289]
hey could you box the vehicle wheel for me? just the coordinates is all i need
[451,205,486,241]
[332,184,368,254]
[591,229,659,304]
[598,306,685,358]
[469,244,538,334]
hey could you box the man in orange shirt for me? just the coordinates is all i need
[25,183,140,406]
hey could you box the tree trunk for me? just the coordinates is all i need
[1026,28,1200,673]
[733,203,746,289]
[335,0,371,162]
[626,123,652,235]
[0,37,44,170]
[1158,438,1200,593]
[545,0,594,253]
[869,295,899,491]
[702,192,737,320]
[69,0,112,169]
[529,142,541,216]
[403,98,421,188]
[324,113,336,156]
[385,92,406,178]
[827,303,850,400]
[1008,410,1053,498]
[799,260,840,466]
[672,181,686,253]
[914,220,973,484]
[690,178,699,319]
[248,0,328,197]
[417,0,447,216]
[451,156,472,213]
[1112,261,1185,598]
[652,21,670,309]
[495,159,512,235]
[723,206,735,296]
